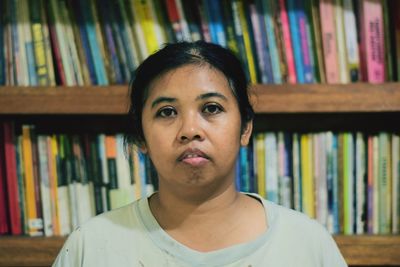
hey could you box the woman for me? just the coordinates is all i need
[53,41,347,266]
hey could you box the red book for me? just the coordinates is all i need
[0,123,10,234]
[3,122,22,235]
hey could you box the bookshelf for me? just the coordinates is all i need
[0,84,399,266]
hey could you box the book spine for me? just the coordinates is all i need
[301,133,314,218]
[287,0,305,83]
[343,0,360,82]
[361,0,385,83]
[260,0,282,84]
[277,0,297,83]
[334,0,349,83]
[265,133,278,203]
[319,0,340,83]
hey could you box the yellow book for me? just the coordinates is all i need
[236,0,257,83]
[132,0,160,56]
[255,134,266,198]
[22,126,41,236]
[301,134,315,218]
[48,136,61,236]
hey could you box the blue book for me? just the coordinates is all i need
[78,0,108,85]
[240,146,250,192]
[207,0,227,47]
[235,156,241,191]
[70,0,97,85]
[251,0,274,84]
[296,0,314,83]
[332,133,339,234]
[259,0,282,84]
[287,0,305,83]
[98,0,123,84]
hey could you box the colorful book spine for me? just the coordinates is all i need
[319,0,339,83]
[343,0,360,82]
[3,122,22,235]
[287,0,305,84]
[22,125,43,236]
[360,0,385,83]
[334,0,350,84]
[277,0,297,83]
[301,133,314,218]
[260,0,282,84]
[255,134,266,198]
[265,133,278,203]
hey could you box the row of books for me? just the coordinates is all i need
[0,123,155,236]
[1,123,399,236]
[239,131,399,235]
[1,0,399,87]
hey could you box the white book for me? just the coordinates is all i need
[292,133,302,212]
[334,0,349,83]
[355,132,366,234]
[372,135,379,234]
[57,186,71,236]
[38,136,53,237]
[277,132,291,208]
[50,0,76,85]
[16,0,29,86]
[343,0,360,81]
[325,132,334,233]
[392,134,400,234]
[59,0,84,86]
[175,0,192,41]
[115,134,135,205]
[315,133,328,229]
[265,132,278,203]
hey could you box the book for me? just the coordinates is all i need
[343,0,360,82]
[319,0,340,83]
[255,134,266,198]
[21,125,43,236]
[334,0,350,84]
[265,132,278,203]
[301,133,314,218]
[359,0,385,83]
[3,122,22,235]
[0,123,10,234]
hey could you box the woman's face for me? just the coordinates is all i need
[141,64,252,198]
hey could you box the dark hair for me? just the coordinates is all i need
[125,41,254,146]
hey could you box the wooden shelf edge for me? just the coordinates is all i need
[251,82,400,113]
[0,235,399,266]
[333,235,400,266]
[1,83,400,114]
[0,86,130,114]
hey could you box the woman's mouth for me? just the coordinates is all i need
[178,148,210,167]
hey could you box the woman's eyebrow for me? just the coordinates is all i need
[196,92,228,101]
[151,96,176,108]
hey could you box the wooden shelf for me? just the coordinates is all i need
[0,235,399,266]
[1,83,400,114]
[0,86,129,114]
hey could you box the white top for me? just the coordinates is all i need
[53,194,347,267]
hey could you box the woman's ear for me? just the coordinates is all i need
[240,120,253,146]
[138,142,148,154]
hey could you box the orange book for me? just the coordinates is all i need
[21,125,43,236]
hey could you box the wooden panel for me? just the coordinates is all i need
[0,237,64,267]
[0,86,129,114]
[252,83,400,113]
[334,235,400,266]
[1,83,400,114]
[0,235,399,266]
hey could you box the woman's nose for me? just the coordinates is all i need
[177,112,204,142]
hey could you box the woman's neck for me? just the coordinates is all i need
[148,187,267,252]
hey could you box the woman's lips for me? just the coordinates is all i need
[178,148,210,167]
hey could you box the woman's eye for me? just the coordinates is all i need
[156,107,177,118]
[203,103,223,115]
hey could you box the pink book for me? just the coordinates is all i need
[360,0,385,83]
[319,0,339,84]
[278,0,297,84]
